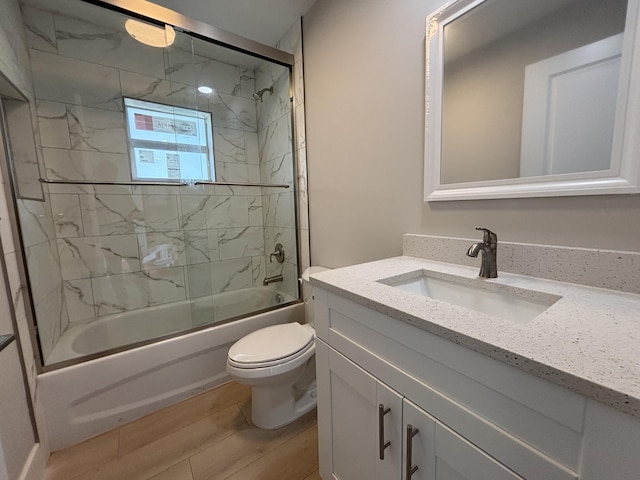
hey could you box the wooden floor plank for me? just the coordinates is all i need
[303,470,322,480]
[190,410,317,480]
[79,404,247,480]
[45,429,119,480]
[119,381,251,455]
[224,424,319,480]
[147,460,194,480]
[45,381,319,480]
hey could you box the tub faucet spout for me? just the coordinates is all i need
[466,227,498,278]
[263,274,283,286]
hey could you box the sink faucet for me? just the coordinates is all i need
[466,227,498,278]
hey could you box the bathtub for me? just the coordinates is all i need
[38,288,304,451]
[47,287,296,364]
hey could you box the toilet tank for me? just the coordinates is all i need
[301,266,330,327]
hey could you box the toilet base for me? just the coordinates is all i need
[251,361,317,429]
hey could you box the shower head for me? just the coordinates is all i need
[252,86,273,102]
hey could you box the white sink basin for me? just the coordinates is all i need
[381,272,558,324]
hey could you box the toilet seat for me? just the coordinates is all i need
[228,323,314,369]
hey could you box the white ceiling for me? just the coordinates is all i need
[150,0,318,46]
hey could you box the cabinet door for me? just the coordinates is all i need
[403,399,436,480]
[403,399,523,480]
[319,342,403,480]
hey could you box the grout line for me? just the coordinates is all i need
[116,426,122,458]
[187,457,195,480]
[151,459,194,480]
[56,430,122,480]
[302,469,320,480]
[236,400,252,426]
[221,418,317,480]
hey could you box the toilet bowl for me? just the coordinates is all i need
[226,266,329,429]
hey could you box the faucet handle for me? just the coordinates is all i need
[475,227,497,244]
[269,243,285,263]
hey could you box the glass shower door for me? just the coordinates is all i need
[8,0,298,366]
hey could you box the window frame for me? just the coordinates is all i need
[123,97,216,183]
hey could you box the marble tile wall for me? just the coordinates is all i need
[255,55,299,298]
[0,0,31,96]
[239,19,312,300]
[20,4,304,335]
[4,109,69,362]
[2,0,69,365]
[276,20,311,274]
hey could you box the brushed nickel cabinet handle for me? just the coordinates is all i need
[378,404,392,460]
[406,424,419,479]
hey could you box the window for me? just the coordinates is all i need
[124,98,215,182]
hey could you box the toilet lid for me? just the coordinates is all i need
[228,323,314,365]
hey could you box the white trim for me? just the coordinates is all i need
[17,443,47,480]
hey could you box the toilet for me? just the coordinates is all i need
[226,266,329,429]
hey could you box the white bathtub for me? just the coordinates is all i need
[38,288,304,451]
[47,287,295,364]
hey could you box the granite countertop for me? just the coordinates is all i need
[310,256,640,418]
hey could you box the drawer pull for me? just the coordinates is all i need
[378,404,392,460]
[406,424,419,479]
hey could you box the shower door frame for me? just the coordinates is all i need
[13,0,303,373]
[83,0,294,66]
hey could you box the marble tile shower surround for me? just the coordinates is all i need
[275,20,310,273]
[256,56,299,297]
[403,234,640,294]
[2,27,71,363]
[12,3,302,350]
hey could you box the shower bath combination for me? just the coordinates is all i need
[13,0,299,367]
[253,86,274,102]
[4,0,303,450]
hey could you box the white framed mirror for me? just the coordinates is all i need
[425,0,640,201]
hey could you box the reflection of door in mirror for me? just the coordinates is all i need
[440,0,628,185]
[520,34,622,177]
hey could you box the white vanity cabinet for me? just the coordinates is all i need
[403,399,524,480]
[314,288,640,480]
[316,340,403,479]
[318,339,524,480]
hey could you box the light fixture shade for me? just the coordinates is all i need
[125,19,175,48]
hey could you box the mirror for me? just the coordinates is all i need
[425,0,640,201]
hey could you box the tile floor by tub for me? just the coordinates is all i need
[45,381,320,480]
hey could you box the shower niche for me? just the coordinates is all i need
[6,0,302,367]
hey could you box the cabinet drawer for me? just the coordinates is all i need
[404,398,526,480]
[434,420,525,480]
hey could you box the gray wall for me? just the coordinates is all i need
[302,0,640,269]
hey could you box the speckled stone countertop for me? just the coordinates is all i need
[310,256,640,418]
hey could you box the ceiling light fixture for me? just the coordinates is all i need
[197,86,214,94]
[125,19,175,48]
